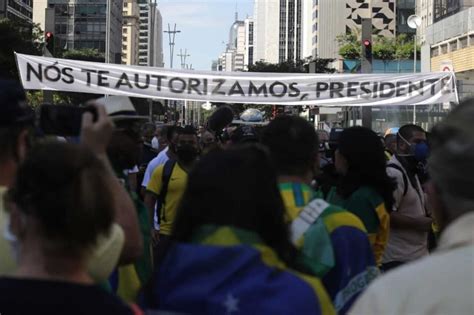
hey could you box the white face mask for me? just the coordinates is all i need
[3,214,22,263]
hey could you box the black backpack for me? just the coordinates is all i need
[156,159,176,223]
[387,163,408,197]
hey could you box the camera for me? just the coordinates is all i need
[39,104,98,136]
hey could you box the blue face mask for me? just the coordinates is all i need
[398,132,430,161]
[413,141,430,161]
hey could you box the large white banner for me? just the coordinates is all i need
[16,53,458,106]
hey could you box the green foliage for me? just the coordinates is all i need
[337,30,419,61]
[0,19,41,79]
[394,34,415,60]
[60,48,105,62]
[336,32,361,59]
[373,36,396,60]
[247,57,335,74]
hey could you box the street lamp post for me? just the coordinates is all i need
[408,15,422,124]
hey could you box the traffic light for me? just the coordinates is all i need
[362,39,372,60]
[45,32,54,55]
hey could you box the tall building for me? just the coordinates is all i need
[253,0,315,63]
[33,0,124,63]
[244,17,255,67]
[216,14,247,72]
[420,1,474,100]
[312,0,398,59]
[253,0,279,63]
[122,0,140,65]
[301,0,313,59]
[0,0,33,24]
[396,0,416,36]
[137,1,163,67]
[278,0,302,62]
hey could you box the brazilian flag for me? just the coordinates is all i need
[147,225,335,315]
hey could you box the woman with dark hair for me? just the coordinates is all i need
[147,145,335,315]
[327,127,395,266]
[0,143,138,315]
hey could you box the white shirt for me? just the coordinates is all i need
[384,155,428,263]
[141,146,169,188]
[151,136,159,150]
[141,146,170,230]
[350,212,474,315]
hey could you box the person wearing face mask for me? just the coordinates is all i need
[145,126,200,266]
[382,124,432,272]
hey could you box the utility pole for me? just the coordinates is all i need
[164,23,181,68]
[361,18,373,129]
[177,48,190,69]
[164,24,181,123]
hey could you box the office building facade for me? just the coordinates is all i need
[217,15,247,72]
[0,0,33,24]
[137,1,163,67]
[33,0,124,63]
[421,2,474,100]
[312,0,399,59]
[244,17,255,67]
[254,0,312,63]
[122,0,140,65]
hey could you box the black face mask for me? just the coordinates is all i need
[176,144,198,163]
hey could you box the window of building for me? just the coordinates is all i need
[440,44,448,54]
[470,34,474,46]
[450,40,457,52]
[123,28,128,34]
[459,36,468,49]
[122,44,127,50]
[431,47,439,57]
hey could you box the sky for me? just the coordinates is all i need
[157,0,254,70]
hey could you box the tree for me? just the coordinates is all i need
[0,19,41,79]
[60,48,105,62]
[336,30,362,60]
[337,30,419,62]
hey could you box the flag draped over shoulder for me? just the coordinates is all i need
[147,225,335,315]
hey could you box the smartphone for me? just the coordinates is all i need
[39,105,98,136]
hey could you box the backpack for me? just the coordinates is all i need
[156,159,176,223]
[387,163,408,197]
[387,162,423,201]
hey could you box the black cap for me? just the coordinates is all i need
[0,80,34,127]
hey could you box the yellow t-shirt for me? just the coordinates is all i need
[147,162,187,236]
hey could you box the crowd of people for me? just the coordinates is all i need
[0,79,472,315]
